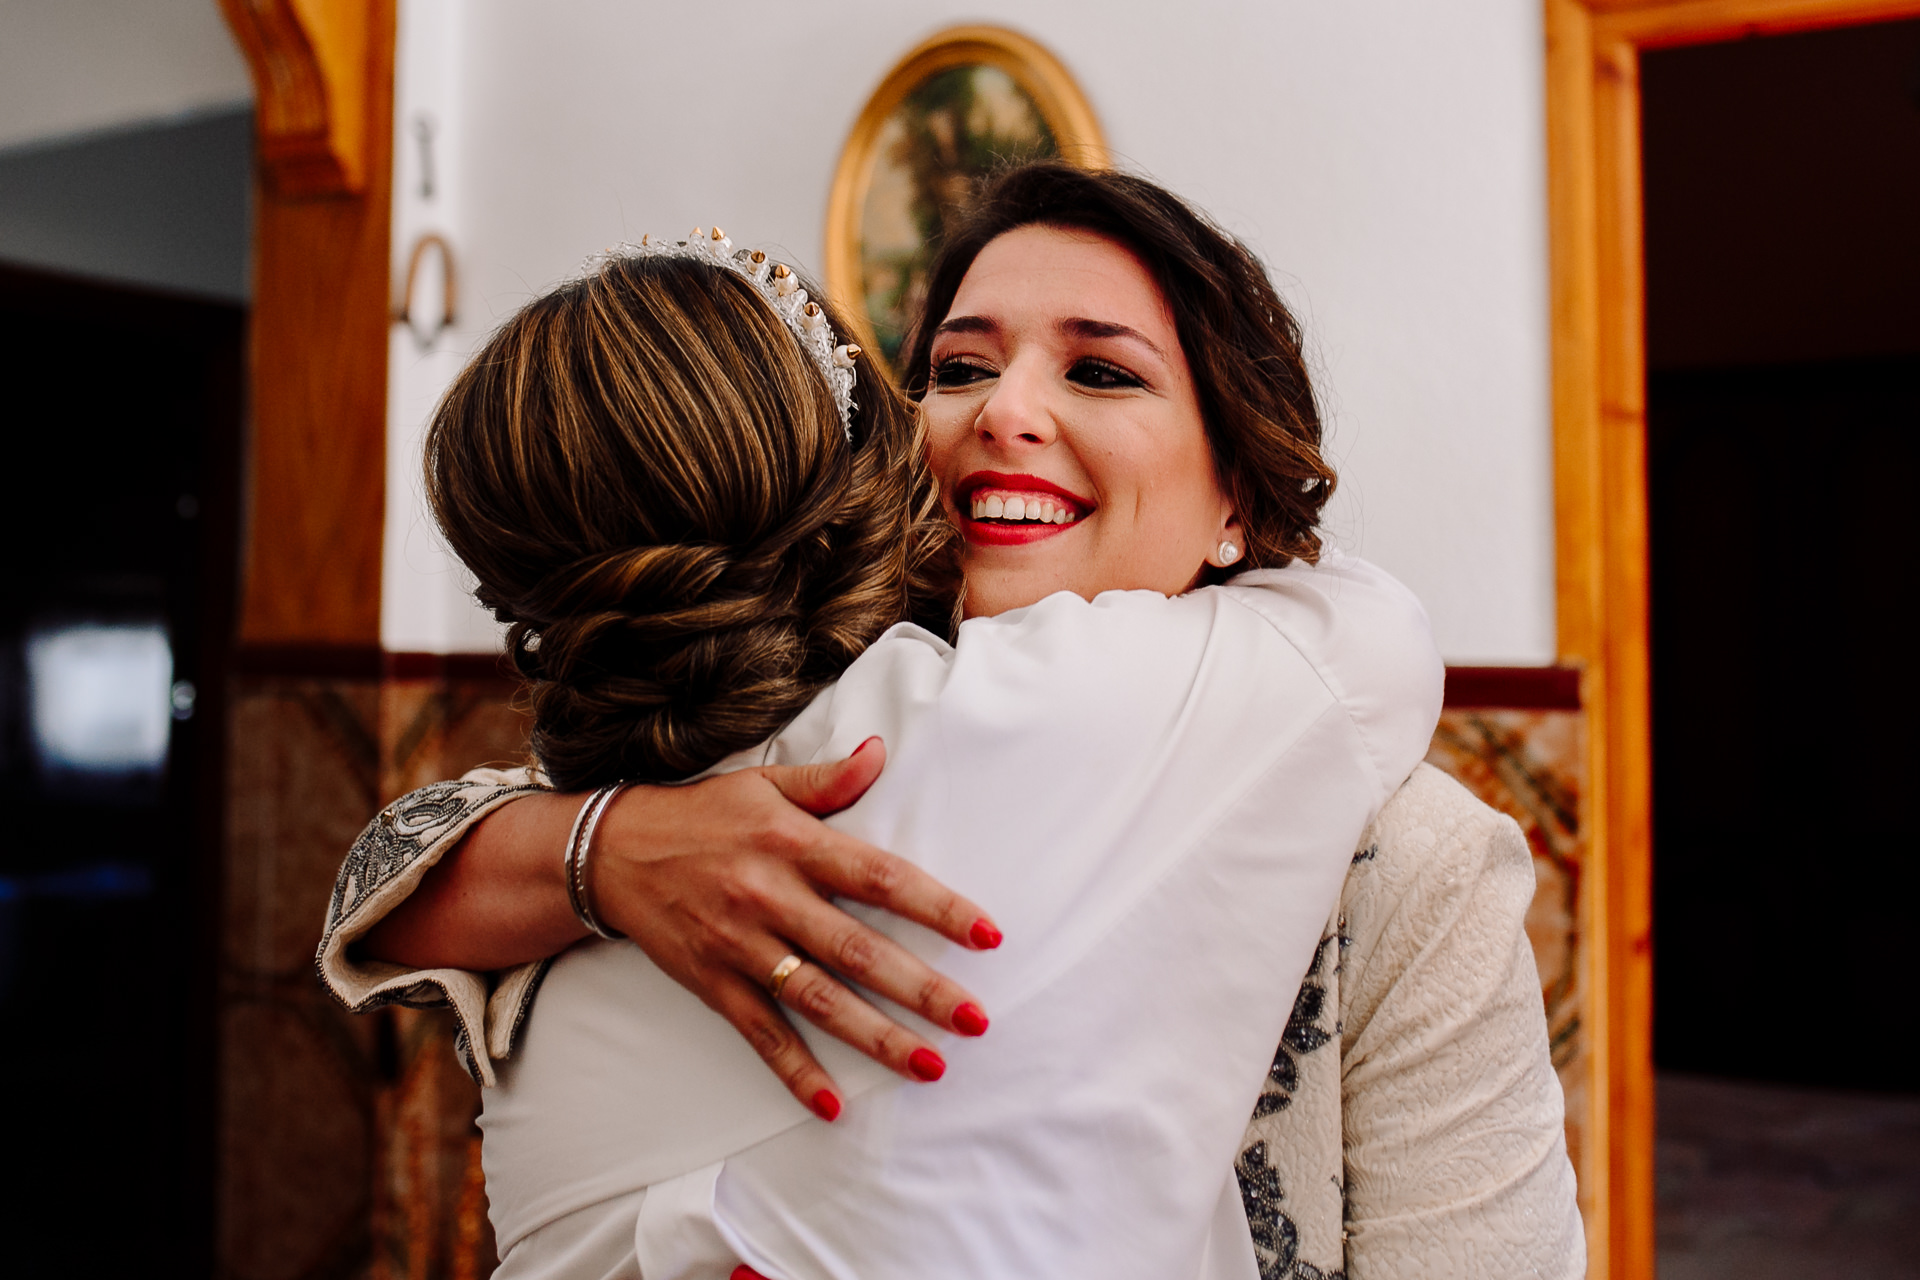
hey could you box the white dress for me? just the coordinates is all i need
[462,559,1442,1280]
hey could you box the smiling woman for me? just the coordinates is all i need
[901,164,1335,621]
[923,226,1239,615]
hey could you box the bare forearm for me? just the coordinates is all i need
[359,790,586,971]
[348,750,998,1111]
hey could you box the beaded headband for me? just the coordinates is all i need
[604,228,861,442]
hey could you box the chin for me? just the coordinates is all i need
[961,571,1065,620]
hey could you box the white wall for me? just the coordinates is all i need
[384,0,1557,664]
[0,0,251,153]
[383,0,501,652]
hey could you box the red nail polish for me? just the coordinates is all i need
[731,1267,772,1280]
[810,1089,841,1122]
[952,1002,989,1036]
[969,918,1003,949]
[908,1047,947,1081]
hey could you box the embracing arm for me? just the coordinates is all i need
[359,785,584,971]
[323,744,999,1103]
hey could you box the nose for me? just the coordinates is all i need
[972,363,1056,450]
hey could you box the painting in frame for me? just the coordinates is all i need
[825,26,1109,376]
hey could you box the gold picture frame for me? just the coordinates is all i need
[824,25,1109,375]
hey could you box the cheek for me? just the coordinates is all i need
[922,401,968,476]
[1118,427,1224,549]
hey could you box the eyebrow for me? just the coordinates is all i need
[1060,317,1166,360]
[933,314,1167,361]
[933,314,998,338]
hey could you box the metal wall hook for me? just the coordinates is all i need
[395,232,457,349]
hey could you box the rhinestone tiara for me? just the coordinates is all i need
[600,228,860,442]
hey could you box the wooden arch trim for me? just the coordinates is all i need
[220,0,396,646]
[1544,1,1920,1275]
[219,0,379,195]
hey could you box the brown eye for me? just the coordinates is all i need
[1067,358,1144,390]
[933,358,995,390]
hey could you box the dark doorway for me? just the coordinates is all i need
[1642,18,1920,1278]
[0,263,243,1275]
[1642,14,1920,1094]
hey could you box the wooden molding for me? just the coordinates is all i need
[1443,666,1583,710]
[224,0,396,645]
[1545,1,1920,1274]
[218,0,377,196]
[231,646,514,682]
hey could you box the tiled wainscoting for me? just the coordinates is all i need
[220,668,527,1280]
[216,674,1591,1280]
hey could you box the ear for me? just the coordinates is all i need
[1205,509,1247,569]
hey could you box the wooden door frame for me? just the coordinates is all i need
[1544,1,1920,1274]
[219,0,395,649]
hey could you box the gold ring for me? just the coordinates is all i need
[767,953,804,1001]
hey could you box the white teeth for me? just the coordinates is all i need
[970,492,1082,523]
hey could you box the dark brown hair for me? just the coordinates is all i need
[901,161,1335,567]
[427,253,958,789]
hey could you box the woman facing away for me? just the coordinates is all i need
[323,163,1584,1278]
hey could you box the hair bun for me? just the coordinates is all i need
[426,252,958,790]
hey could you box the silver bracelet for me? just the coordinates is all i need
[563,782,629,940]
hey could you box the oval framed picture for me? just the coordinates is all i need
[825,26,1108,376]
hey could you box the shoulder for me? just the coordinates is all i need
[1346,765,1533,925]
[1339,764,1536,1020]
[1361,764,1525,873]
[945,586,1315,712]
[1222,553,1442,710]
[1222,554,1444,800]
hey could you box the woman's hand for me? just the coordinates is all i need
[590,738,1000,1118]
[359,740,1000,1118]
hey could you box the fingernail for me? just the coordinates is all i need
[855,736,882,756]
[908,1047,947,1081]
[731,1268,772,1280]
[810,1089,841,1122]
[952,1002,989,1036]
[969,918,1003,949]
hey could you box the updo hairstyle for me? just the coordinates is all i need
[901,161,1336,569]
[426,253,958,790]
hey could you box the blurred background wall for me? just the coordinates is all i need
[0,0,253,298]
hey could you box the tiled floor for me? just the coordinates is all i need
[1657,1071,1920,1279]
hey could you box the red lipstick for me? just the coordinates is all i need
[955,471,1093,547]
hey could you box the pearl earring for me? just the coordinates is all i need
[1218,541,1239,565]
